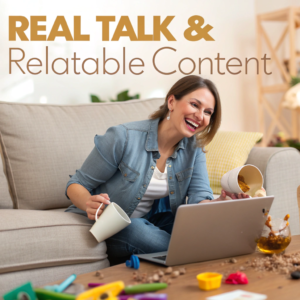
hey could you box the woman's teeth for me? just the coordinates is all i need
[185,119,199,129]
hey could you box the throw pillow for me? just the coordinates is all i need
[205,131,263,194]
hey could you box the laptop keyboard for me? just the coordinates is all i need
[153,255,167,261]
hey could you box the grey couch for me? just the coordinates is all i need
[0,98,299,296]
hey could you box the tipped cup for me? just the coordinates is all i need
[89,202,131,243]
[221,164,263,197]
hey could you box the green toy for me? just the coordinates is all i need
[34,289,76,300]
[3,282,36,300]
[124,283,168,294]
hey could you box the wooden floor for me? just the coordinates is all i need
[46,235,300,299]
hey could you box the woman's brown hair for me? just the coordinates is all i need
[149,75,221,151]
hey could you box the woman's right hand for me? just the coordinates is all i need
[86,193,111,221]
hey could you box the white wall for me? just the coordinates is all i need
[0,0,260,131]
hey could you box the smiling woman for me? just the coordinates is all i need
[65,75,225,266]
[150,75,221,150]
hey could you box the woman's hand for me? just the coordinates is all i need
[198,190,250,204]
[217,189,250,200]
[86,193,111,221]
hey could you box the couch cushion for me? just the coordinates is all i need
[205,131,263,194]
[0,143,13,209]
[0,98,163,209]
[0,210,107,274]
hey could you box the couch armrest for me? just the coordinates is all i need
[246,147,300,235]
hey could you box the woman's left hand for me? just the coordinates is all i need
[218,189,250,200]
[198,189,250,204]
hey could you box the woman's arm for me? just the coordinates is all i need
[187,147,214,204]
[65,125,127,219]
[67,183,111,220]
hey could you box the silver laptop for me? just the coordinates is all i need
[136,196,274,266]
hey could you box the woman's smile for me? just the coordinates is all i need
[169,88,215,139]
[184,118,200,132]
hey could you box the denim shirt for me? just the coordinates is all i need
[65,118,213,218]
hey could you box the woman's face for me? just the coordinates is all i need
[168,88,215,138]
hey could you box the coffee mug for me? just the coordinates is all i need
[89,202,131,243]
[221,164,263,197]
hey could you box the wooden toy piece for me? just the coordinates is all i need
[76,281,124,300]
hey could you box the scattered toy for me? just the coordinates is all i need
[126,255,140,269]
[34,288,76,300]
[118,294,167,300]
[291,271,300,279]
[124,283,168,295]
[3,282,36,300]
[225,272,248,285]
[196,272,222,291]
[43,274,76,293]
[76,281,124,300]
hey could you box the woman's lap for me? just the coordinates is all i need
[65,206,175,266]
[105,212,175,265]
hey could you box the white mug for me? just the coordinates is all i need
[89,202,131,243]
[221,164,263,197]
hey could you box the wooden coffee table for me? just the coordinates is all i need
[46,235,300,299]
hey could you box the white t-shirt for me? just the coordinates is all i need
[131,164,169,218]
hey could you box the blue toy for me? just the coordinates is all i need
[126,255,140,269]
[43,274,76,292]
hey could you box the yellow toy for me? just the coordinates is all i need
[196,272,222,291]
[76,281,124,300]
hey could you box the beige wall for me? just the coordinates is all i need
[0,0,260,132]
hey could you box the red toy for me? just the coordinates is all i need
[225,272,249,284]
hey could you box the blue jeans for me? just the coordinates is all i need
[64,205,175,266]
[106,212,175,265]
